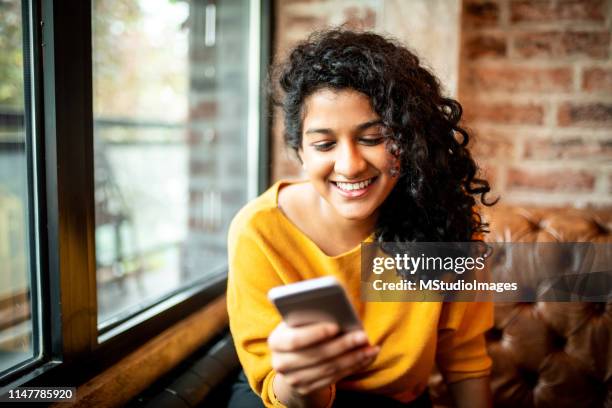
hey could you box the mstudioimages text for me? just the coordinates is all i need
[371,279,518,293]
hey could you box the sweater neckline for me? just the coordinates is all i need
[271,179,372,260]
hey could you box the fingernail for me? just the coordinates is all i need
[367,346,380,357]
[353,332,367,345]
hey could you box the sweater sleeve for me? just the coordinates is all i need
[435,301,493,383]
[227,219,288,407]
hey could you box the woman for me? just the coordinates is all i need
[227,29,495,407]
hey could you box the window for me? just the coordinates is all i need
[92,0,256,330]
[0,0,269,389]
[0,0,38,378]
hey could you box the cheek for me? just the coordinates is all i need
[365,148,398,174]
[302,154,334,179]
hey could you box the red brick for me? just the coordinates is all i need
[477,162,498,191]
[583,67,612,92]
[272,158,301,182]
[524,138,612,159]
[507,167,595,191]
[342,6,376,30]
[510,0,605,23]
[285,14,326,29]
[561,32,610,59]
[463,0,500,28]
[470,131,515,159]
[558,102,612,126]
[514,31,610,59]
[463,101,545,125]
[464,33,507,59]
[465,66,573,92]
[514,32,557,58]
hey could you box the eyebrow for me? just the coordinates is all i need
[304,119,383,136]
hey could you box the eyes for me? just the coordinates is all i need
[311,135,385,152]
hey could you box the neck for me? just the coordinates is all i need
[317,197,378,244]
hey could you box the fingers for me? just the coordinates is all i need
[271,330,369,373]
[267,322,380,398]
[281,345,380,396]
[268,321,339,352]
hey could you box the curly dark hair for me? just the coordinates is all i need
[274,29,496,242]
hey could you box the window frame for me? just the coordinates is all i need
[0,0,272,390]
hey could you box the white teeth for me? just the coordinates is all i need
[335,178,374,191]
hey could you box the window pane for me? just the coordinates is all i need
[93,0,252,326]
[0,0,35,375]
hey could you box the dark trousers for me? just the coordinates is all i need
[227,370,432,408]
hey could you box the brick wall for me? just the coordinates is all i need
[461,0,612,207]
[272,0,612,208]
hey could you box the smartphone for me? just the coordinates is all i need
[268,276,363,332]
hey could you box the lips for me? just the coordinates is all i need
[331,176,378,198]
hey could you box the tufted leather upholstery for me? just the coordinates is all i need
[430,205,612,408]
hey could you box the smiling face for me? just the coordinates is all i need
[299,88,399,223]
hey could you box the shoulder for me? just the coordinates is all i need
[228,180,315,248]
[277,181,316,220]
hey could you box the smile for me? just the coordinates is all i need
[331,177,377,197]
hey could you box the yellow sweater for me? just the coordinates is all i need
[227,181,493,407]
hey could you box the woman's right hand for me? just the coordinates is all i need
[268,321,379,405]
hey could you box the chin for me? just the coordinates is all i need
[336,207,375,221]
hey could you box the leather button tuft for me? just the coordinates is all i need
[591,220,609,235]
[486,327,503,342]
[529,220,542,231]
[590,302,606,316]
[518,367,539,388]
[551,332,567,351]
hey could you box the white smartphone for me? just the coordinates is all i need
[268,276,363,332]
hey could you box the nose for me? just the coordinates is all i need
[334,141,367,179]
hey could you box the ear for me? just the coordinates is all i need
[390,156,401,177]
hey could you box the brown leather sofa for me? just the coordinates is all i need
[430,205,612,408]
